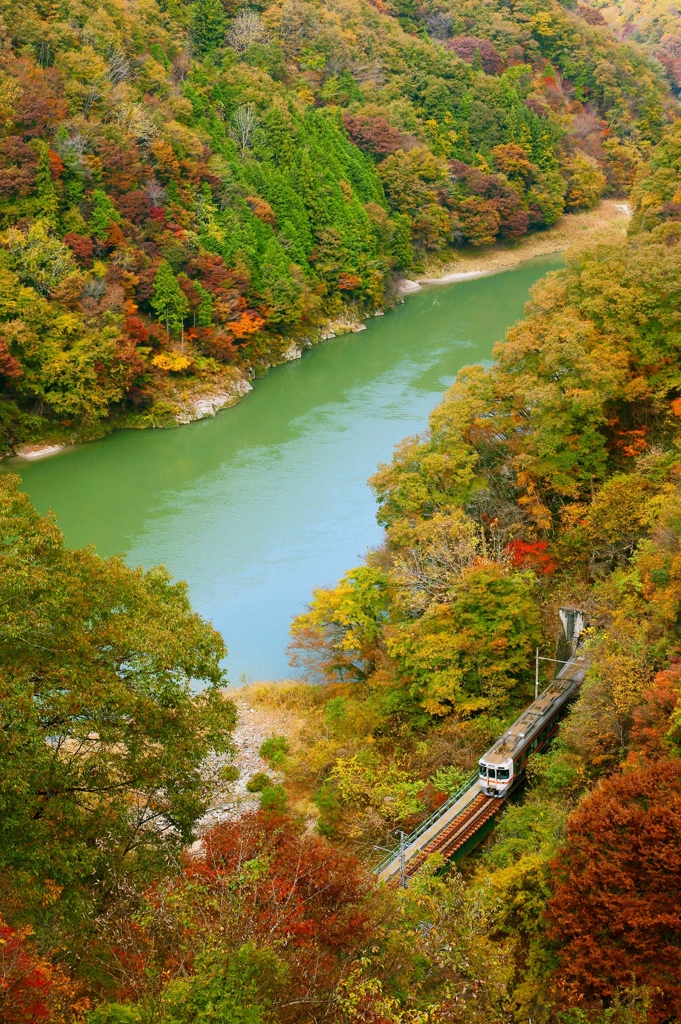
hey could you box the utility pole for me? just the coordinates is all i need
[398,830,407,889]
[374,831,410,888]
[535,647,539,700]
[534,651,569,701]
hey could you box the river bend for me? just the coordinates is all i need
[6,255,562,682]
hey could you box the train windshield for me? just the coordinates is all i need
[487,768,496,779]
[479,764,487,777]
[497,768,510,780]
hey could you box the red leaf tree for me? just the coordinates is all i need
[631,663,681,758]
[505,538,557,574]
[343,113,407,158]
[548,759,681,1021]
[0,913,86,1023]
[102,812,376,1021]
[191,811,373,958]
[446,37,504,75]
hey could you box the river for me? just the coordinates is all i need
[5,255,562,683]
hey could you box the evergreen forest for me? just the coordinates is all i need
[3,0,681,1020]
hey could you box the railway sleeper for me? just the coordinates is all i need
[403,794,501,878]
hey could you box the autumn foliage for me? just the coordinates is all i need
[446,37,504,75]
[189,813,373,994]
[631,663,681,758]
[0,913,87,1024]
[101,811,376,1021]
[3,0,681,1018]
[230,310,266,339]
[343,113,408,158]
[0,0,666,446]
[505,538,557,574]
[548,759,681,1021]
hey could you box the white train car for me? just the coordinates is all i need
[479,653,589,798]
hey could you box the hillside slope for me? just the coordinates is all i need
[0,0,673,449]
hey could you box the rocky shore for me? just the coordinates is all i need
[196,686,300,835]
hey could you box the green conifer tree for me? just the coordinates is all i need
[391,213,414,269]
[336,69,363,104]
[260,239,300,328]
[295,151,323,219]
[262,106,295,165]
[278,219,310,270]
[149,42,170,68]
[190,0,226,56]
[35,143,59,227]
[88,190,121,241]
[194,281,214,327]
[152,260,191,339]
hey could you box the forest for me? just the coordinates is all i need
[0,0,674,448]
[3,0,681,1019]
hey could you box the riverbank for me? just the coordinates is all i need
[401,200,630,292]
[9,371,254,462]
[4,202,627,462]
[197,683,310,834]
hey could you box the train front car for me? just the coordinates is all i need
[479,755,514,797]
[478,653,589,801]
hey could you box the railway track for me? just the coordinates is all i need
[377,613,588,884]
[403,793,502,878]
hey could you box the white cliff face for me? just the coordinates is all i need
[174,375,253,425]
[281,343,303,361]
[396,279,421,295]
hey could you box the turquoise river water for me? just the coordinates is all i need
[5,255,562,683]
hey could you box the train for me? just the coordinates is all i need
[478,651,589,798]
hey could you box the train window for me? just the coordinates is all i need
[487,768,496,779]
[497,768,510,780]
[479,764,487,776]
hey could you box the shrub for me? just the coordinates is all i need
[246,772,272,792]
[259,735,290,767]
[259,785,288,814]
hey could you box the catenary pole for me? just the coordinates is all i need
[535,647,539,700]
[398,831,407,889]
